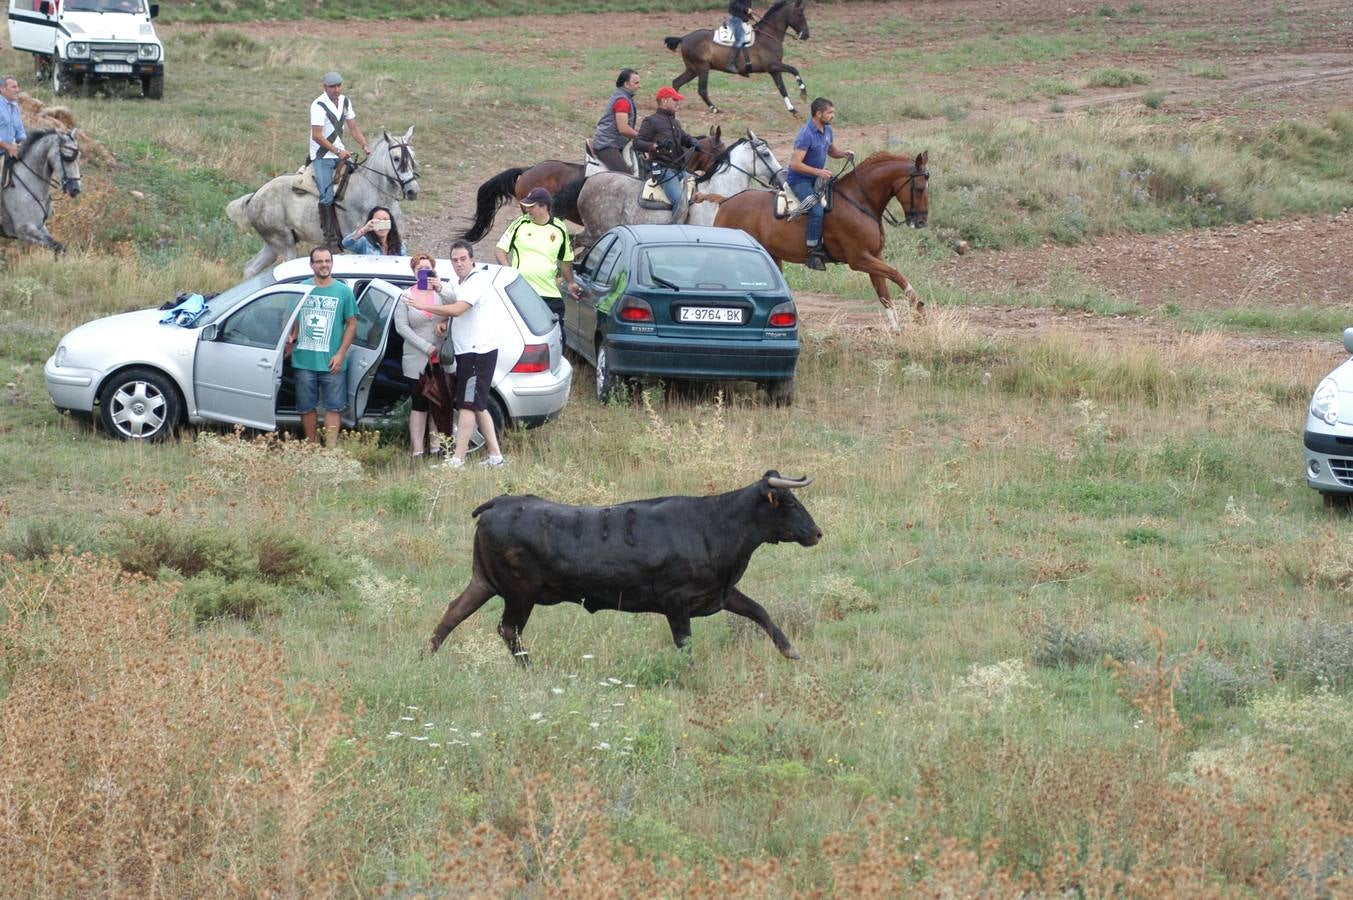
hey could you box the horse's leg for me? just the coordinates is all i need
[868,273,900,332]
[778,62,809,100]
[673,66,696,93]
[768,69,798,116]
[242,244,278,278]
[14,222,62,254]
[850,252,923,327]
[697,66,719,114]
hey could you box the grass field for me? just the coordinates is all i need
[3,1,1353,894]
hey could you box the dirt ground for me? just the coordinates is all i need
[235,0,1353,358]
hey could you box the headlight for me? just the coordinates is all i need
[1312,378,1339,426]
[138,43,160,61]
[66,42,90,58]
[54,346,67,367]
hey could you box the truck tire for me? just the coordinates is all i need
[51,63,65,96]
[143,74,164,100]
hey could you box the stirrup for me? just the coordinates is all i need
[804,247,827,271]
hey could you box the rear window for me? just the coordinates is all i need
[504,276,557,336]
[638,245,781,291]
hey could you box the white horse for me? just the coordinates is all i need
[226,128,420,277]
[0,129,82,253]
[574,131,783,246]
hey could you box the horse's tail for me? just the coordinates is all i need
[551,176,586,226]
[225,193,254,231]
[664,36,682,52]
[460,167,526,243]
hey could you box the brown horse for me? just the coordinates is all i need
[664,0,811,116]
[460,131,726,243]
[713,151,929,331]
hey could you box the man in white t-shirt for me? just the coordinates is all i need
[310,71,370,250]
[405,240,509,469]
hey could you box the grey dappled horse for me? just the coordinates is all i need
[226,128,420,277]
[0,129,82,253]
[574,132,785,247]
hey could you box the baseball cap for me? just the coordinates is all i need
[322,72,343,86]
[521,187,552,207]
[656,86,684,102]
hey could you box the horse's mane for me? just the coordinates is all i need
[838,152,923,181]
[697,137,747,183]
[19,129,60,163]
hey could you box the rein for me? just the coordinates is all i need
[696,138,781,188]
[830,159,926,227]
[352,138,418,199]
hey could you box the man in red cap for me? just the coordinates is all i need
[635,86,701,210]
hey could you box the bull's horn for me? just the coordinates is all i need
[767,475,812,489]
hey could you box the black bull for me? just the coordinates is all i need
[428,471,822,662]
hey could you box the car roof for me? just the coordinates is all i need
[610,224,765,249]
[271,255,520,287]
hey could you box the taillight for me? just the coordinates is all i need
[511,343,550,373]
[616,295,654,323]
[768,301,797,328]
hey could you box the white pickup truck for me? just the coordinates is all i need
[7,0,164,98]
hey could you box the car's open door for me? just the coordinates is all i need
[8,0,57,55]
[194,284,310,431]
[343,278,400,428]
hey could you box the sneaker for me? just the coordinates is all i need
[479,455,507,468]
[442,456,465,469]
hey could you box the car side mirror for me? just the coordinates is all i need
[149,3,159,17]
[200,323,220,341]
[39,0,51,14]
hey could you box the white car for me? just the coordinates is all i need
[1304,328,1353,506]
[44,255,573,442]
[7,0,166,98]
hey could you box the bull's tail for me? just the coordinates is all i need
[225,193,254,231]
[461,166,525,243]
[664,36,682,52]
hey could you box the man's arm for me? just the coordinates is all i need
[329,315,358,374]
[788,147,830,180]
[615,104,639,140]
[827,142,854,162]
[347,118,371,155]
[633,117,659,154]
[559,261,582,298]
[311,124,347,160]
[494,247,510,265]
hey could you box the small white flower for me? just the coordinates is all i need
[624,683,636,688]
[386,731,403,739]
[607,677,622,685]
[410,735,428,742]
[423,722,435,729]
[589,721,601,729]
[551,687,565,695]
[582,654,595,660]
[429,743,442,748]
[470,731,483,738]
[406,705,420,711]
[612,702,625,708]
[594,742,611,750]
[400,716,414,721]
[529,712,544,721]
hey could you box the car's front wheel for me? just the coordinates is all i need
[98,367,181,441]
[595,342,618,402]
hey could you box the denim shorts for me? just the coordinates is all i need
[294,368,347,414]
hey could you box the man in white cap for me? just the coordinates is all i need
[310,71,370,250]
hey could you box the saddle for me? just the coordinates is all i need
[636,170,696,213]
[713,21,755,47]
[776,180,833,220]
[583,140,639,178]
[290,158,356,200]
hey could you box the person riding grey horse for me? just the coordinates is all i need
[635,85,700,210]
[0,128,82,253]
[0,75,27,189]
[727,0,755,75]
[309,71,370,250]
[591,68,641,174]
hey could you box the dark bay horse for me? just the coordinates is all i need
[713,151,929,331]
[460,131,725,243]
[664,0,811,116]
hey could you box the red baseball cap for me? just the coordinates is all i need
[656,86,684,103]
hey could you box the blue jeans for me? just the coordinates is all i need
[655,167,682,207]
[790,180,824,245]
[295,368,346,414]
[731,17,746,46]
[313,155,339,204]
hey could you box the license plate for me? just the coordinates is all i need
[677,306,743,324]
[96,63,133,73]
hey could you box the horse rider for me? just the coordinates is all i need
[726,0,754,75]
[309,71,370,251]
[787,96,854,271]
[635,86,699,210]
[0,74,26,190]
[591,68,641,174]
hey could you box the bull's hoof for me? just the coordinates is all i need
[780,645,801,660]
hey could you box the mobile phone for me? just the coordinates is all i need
[417,269,430,291]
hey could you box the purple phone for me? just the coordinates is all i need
[417,269,430,291]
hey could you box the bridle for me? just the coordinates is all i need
[353,137,419,199]
[832,158,929,228]
[697,137,783,189]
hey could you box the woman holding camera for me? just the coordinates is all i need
[342,205,408,256]
[394,253,454,460]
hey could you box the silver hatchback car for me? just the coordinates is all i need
[44,255,573,441]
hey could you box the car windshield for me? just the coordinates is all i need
[638,245,780,292]
[193,271,278,327]
[65,0,145,12]
[504,276,556,336]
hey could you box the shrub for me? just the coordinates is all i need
[1143,89,1167,109]
[1087,67,1149,87]
[3,519,98,560]
[1035,620,1146,668]
[1176,654,1269,708]
[1274,621,1353,689]
[114,519,249,580]
[177,572,287,622]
